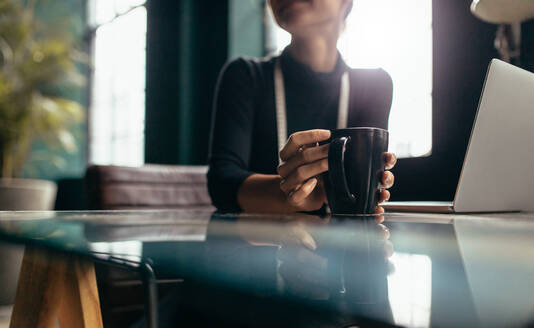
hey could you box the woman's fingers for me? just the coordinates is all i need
[381,171,394,189]
[384,152,397,170]
[296,229,318,251]
[280,130,331,162]
[278,144,329,178]
[375,205,385,215]
[378,189,390,203]
[379,153,396,191]
[375,206,385,224]
[316,177,328,204]
[378,224,390,240]
[280,223,318,250]
[280,159,328,194]
[287,178,318,206]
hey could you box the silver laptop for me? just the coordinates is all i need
[384,59,534,213]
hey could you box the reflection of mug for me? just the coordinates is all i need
[325,218,389,305]
[324,127,389,215]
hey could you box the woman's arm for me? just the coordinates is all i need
[237,174,294,213]
[208,59,257,212]
[208,61,331,214]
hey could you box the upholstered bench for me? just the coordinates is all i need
[85,164,214,327]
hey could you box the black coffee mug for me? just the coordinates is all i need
[324,127,389,215]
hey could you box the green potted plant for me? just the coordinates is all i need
[0,0,85,306]
[0,0,84,210]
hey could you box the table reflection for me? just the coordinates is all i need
[146,214,397,327]
[276,216,394,326]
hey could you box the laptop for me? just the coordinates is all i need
[383,59,534,213]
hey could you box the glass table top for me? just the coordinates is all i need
[1,209,534,327]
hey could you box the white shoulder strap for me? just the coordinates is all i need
[274,58,350,163]
[274,59,288,163]
[337,72,350,129]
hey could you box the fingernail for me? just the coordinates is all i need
[383,226,390,239]
[280,179,286,185]
[309,178,318,188]
[302,234,317,250]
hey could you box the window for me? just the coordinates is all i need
[271,1,433,158]
[88,0,147,166]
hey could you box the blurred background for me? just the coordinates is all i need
[1,0,534,208]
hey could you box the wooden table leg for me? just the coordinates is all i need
[9,247,103,328]
[58,258,103,327]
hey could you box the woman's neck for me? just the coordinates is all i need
[287,31,340,73]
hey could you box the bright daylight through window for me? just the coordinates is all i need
[273,0,433,158]
[88,0,147,166]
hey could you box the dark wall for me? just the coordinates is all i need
[522,19,534,72]
[389,0,499,201]
[145,0,229,165]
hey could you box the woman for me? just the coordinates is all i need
[208,0,396,214]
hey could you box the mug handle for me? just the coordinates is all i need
[328,137,357,204]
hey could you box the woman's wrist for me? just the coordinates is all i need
[237,174,298,213]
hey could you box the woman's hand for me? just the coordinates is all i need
[277,217,329,299]
[375,153,397,216]
[277,129,397,214]
[277,129,331,212]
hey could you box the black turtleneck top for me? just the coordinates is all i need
[207,50,393,212]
